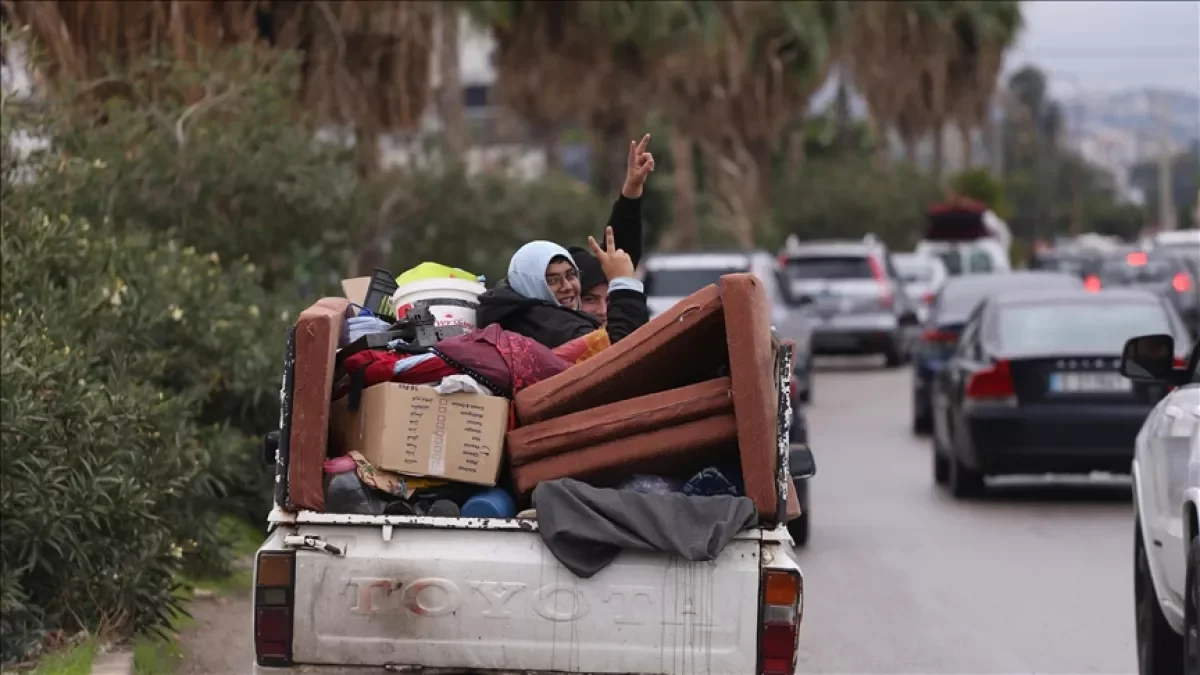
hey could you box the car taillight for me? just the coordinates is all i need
[867,257,893,308]
[759,569,802,675]
[921,329,957,344]
[1172,272,1193,293]
[922,291,936,305]
[965,360,1015,401]
[1175,357,1187,369]
[255,551,295,667]
[1084,275,1101,292]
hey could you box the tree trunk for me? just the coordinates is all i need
[903,134,917,167]
[786,128,806,181]
[833,75,851,154]
[931,120,945,181]
[543,123,563,175]
[959,123,973,170]
[438,2,468,164]
[873,118,891,170]
[588,122,628,196]
[749,140,773,213]
[705,138,758,250]
[353,125,389,276]
[671,131,697,251]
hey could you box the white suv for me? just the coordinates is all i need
[1123,333,1200,674]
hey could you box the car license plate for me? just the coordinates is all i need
[1048,372,1132,394]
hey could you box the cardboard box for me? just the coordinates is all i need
[332,383,508,486]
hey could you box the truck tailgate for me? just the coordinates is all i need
[281,523,762,674]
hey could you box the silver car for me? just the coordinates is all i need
[892,252,948,324]
[641,250,816,402]
[780,239,921,368]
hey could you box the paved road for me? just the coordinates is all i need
[178,360,1139,673]
[794,357,1137,673]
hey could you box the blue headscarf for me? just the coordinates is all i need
[507,241,576,306]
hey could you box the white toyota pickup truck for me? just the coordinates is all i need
[252,330,813,675]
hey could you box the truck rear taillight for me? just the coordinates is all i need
[759,569,802,675]
[255,551,295,667]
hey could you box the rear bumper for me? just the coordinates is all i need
[810,313,898,354]
[963,404,1148,475]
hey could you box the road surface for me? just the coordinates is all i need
[178,359,1138,673]
[794,357,1136,673]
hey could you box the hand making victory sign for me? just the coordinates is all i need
[621,133,655,199]
[587,226,636,281]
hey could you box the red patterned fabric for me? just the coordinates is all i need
[333,350,458,398]
[436,325,570,396]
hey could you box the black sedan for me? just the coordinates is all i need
[930,288,1192,498]
[1088,250,1200,338]
[912,271,1083,434]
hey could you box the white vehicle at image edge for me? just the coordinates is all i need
[251,332,812,675]
[1124,333,1200,674]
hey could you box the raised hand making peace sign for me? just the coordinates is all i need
[621,133,655,199]
[587,226,636,281]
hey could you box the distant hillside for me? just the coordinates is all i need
[1062,88,1200,148]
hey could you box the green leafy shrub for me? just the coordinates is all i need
[373,167,612,283]
[768,157,944,250]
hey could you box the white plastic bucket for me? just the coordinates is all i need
[391,278,486,330]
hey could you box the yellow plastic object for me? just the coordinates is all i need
[395,262,480,286]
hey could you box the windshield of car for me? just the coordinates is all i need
[997,302,1172,355]
[893,257,934,283]
[643,267,745,297]
[784,255,874,280]
[1097,255,1178,285]
[934,250,963,276]
[1034,256,1091,276]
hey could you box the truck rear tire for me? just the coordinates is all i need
[1135,522,1183,675]
[788,512,810,548]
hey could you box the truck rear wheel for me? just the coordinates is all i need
[1135,522,1183,675]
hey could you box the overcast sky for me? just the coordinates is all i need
[1004,0,1199,98]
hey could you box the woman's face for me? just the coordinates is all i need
[545,258,581,308]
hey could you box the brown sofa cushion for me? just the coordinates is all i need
[506,378,733,468]
[719,274,781,522]
[511,413,738,498]
[514,283,726,424]
[288,297,352,511]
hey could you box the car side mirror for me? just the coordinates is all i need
[1120,334,1175,383]
[789,444,817,480]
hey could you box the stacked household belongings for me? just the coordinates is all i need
[507,273,800,524]
[279,267,798,575]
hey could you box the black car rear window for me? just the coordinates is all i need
[785,256,874,280]
[997,302,1171,355]
[643,268,744,297]
[933,275,1082,325]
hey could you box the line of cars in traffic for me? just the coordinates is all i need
[905,228,1199,672]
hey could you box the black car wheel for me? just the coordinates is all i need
[932,445,949,486]
[1135,521,1184,675]
[912,412,932,436]
[1185,535,1199,675]
[949,453,985,499]
[883,339,905,368]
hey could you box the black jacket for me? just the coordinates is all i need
[477,196,649,349]
[476,282,647,349]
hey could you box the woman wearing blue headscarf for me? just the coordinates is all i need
[476,227,649,349]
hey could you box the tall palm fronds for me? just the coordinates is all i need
[4,1,434,159]
[659,1,843,247]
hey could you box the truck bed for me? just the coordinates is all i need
[257,511,795,674]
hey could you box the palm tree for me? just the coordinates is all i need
[943,2,1023,170]
[4,0,436,274]
[659,1,842,248]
